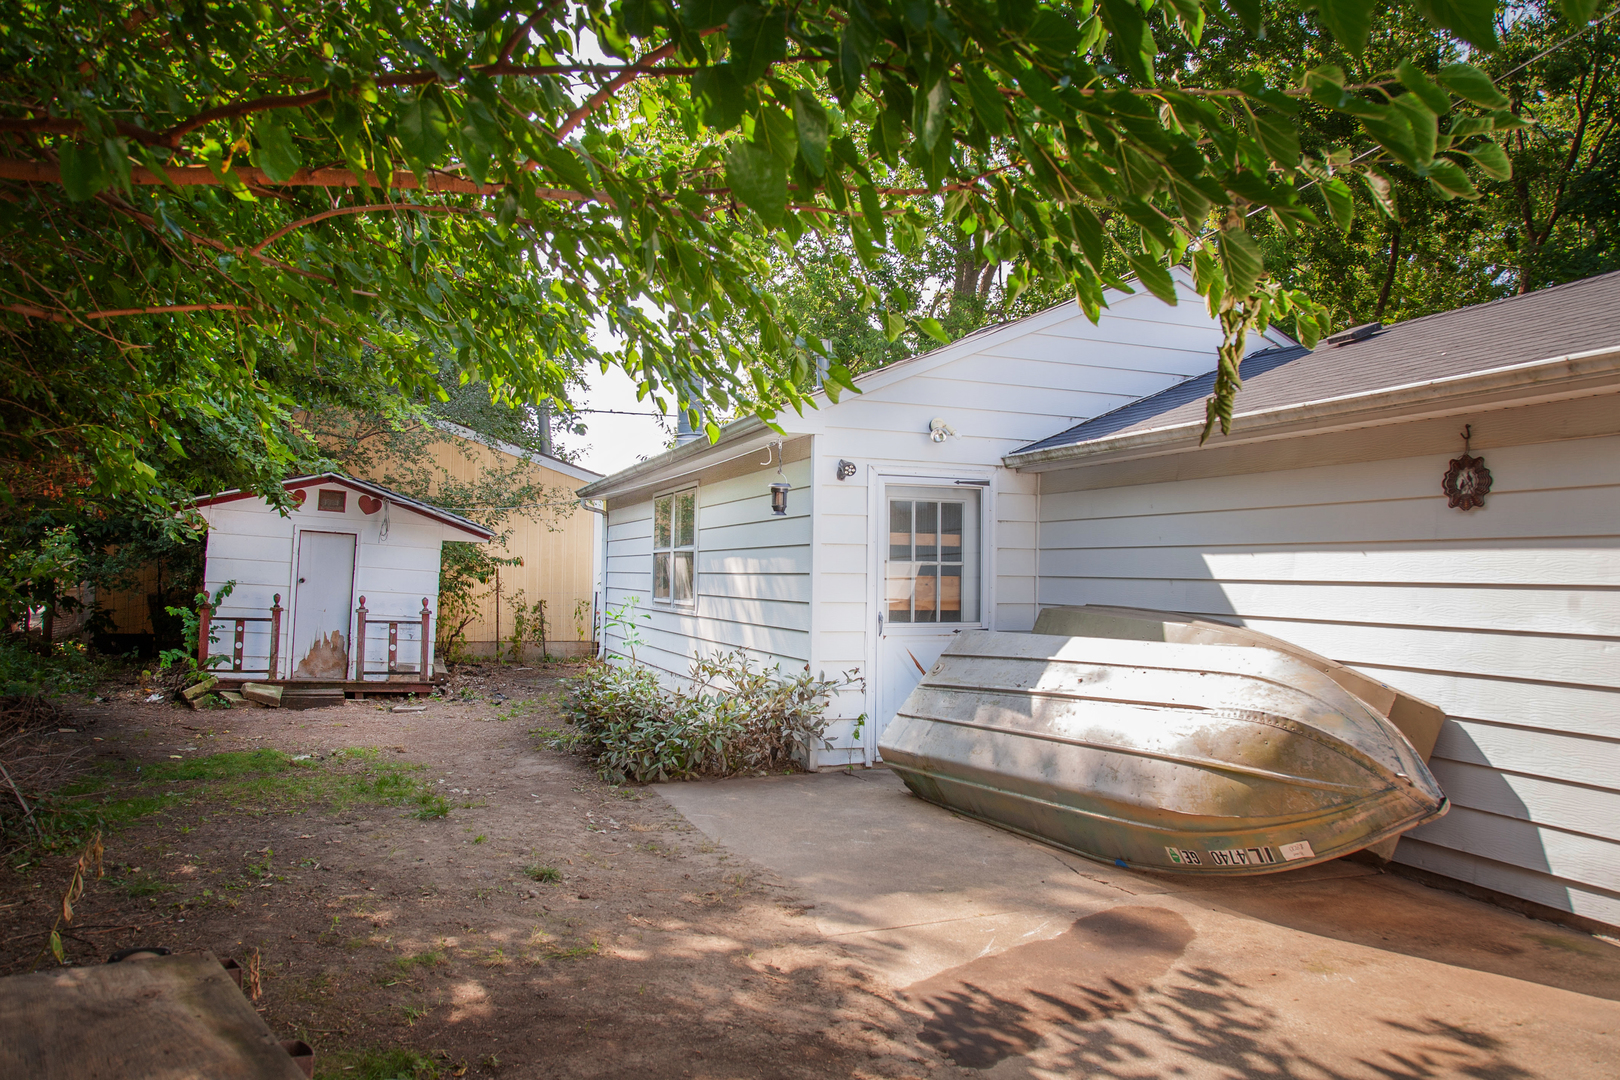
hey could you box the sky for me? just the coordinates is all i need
[565,362,675,478]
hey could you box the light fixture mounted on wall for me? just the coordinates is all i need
[836,459,857,480]
[928,418,957,443]
[764,441,791,516]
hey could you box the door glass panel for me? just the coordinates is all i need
[883,487,980,625]
[940,502,962,561]
[889,501,912,561]
[915,501,938,561]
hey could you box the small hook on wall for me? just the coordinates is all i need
[1460,423,1473,450]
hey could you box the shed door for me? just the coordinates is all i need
[874,484,982,754]
[291,531,356,679]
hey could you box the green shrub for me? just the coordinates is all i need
[557,651,859,783]
[0,636,117,698]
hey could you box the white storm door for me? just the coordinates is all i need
[874,483,983,751]
[290,531,356,679]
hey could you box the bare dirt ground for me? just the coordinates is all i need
[0,664,940,1080]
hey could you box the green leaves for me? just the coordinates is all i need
[1312,0,1378,53]
[1560,0,1602,22]
[1437,63,1511,109]
[961,63,1008,136]
[1099,0,1157,85]
[793,92,829,175]
[1322,177,1355,233]
[1217,229,1264,296]
[397,92,450,170]
[693,64,747,131]
[252,115,303,182]
[1413,0,1499,49]
[726,4,786,84]
[724,139,787,226]
[58,141,107,202]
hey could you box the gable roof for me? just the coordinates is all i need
[1008,270,1620,468]
[578,268,1296,500]
[190,473,495,540]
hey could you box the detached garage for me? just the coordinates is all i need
[191,473,492,688]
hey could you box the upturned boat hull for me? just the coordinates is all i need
[878,628,1449,875]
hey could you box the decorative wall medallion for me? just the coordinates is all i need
[1442,426,1491,510]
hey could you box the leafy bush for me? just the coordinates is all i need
[0,636,117,698]
[558,651,860,783]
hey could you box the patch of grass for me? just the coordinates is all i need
[314,1047,440,1080]
[13,748,452,852]
[390,949,447,974]
[111,871,175,898]
[524,864,561,883]
[471,834,486,844]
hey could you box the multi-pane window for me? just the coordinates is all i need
[653,489,697,605]
[885,488,980,624]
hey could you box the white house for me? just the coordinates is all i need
[193,473,493,684]
[1004,271,1620,930]
[580,267,1620,931]
[576,268,1296,762]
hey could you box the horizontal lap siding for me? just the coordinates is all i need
[1037,433,1620,926]
[602,461,812,684]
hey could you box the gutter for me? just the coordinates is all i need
[1003,344,1620,472]
[578,498,609,658]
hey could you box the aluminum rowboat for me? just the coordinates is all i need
[878,627,1449,875]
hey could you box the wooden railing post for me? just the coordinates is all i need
[420,598,432,679]
[354,596,368,681]
[268,594,282,678]
[232,619,246,671]
[196,600,212,669]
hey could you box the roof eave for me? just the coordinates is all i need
[575,416,770,500]
[1003,345,1620,472]
[190,473,495,541]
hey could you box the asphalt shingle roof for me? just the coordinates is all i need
[1014,270,1620,456]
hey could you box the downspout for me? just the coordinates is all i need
[579,498,608,658]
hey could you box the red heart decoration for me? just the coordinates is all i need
[291,489,307,506]
[359,495,383,515]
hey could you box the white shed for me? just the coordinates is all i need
[1007,271,1620,929]
[192,473,493,687]
[576,268,1294,767]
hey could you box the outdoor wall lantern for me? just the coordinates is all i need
[928,417,957,443]
[764,440,791,516]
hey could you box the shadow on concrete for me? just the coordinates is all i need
[984,966,1540,1080]
[901,907,1194,1068]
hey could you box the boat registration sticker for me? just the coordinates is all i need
[1279,840,1316,861]
[1207,846,1279,867]
[1164,847,1202,866]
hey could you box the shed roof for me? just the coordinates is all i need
[190,473,495,540]
[1012,270,1620,458]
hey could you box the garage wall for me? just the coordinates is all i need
[1036,429,1620,927]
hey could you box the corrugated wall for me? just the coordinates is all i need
[369,436,598,655]
[1036,428,1620,926]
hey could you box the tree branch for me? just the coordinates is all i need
[248,203,488,255]
[553,43,680,142]
[4,302,250,322]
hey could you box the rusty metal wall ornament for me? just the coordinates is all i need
[1442,425,1492,511]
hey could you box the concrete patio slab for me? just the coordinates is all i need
[659,768,1620,1079]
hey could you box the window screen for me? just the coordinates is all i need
[653,490,697,605]
[317,489,346,512]
[885,487,979,625]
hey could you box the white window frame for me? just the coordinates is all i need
[652,487,698,608]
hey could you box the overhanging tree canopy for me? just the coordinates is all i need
[2,0,1590,516]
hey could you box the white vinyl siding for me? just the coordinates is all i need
[602,458,813,682]
[1035,432,1620,926]
[200,493,448,679]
